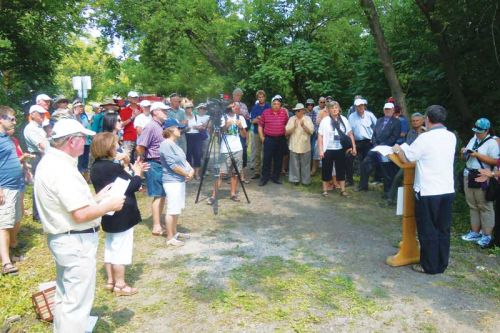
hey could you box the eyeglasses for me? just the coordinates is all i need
[319,101,325,104]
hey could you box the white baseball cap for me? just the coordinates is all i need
[128,91,139,98]
[139,100,151,107]
[29,105,47,114]
[354,98,367,106]
[383,102,395,109]
[36,94,52,103]
[151,102,170,111]
[51,119,96,139]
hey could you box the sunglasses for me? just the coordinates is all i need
[2,115,16,121]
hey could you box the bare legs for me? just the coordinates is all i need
[151,197,165,234]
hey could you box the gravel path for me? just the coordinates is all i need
[99,179,499,333]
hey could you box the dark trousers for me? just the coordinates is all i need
[322,149,347,182]
[381,162,399,193]
[415,192,455,274]
[359,151,397,192]
[78,145,90,172]
[240,136,248,168]
[261,136,286,182]
[186,133,203,168]
[346,139,372,183]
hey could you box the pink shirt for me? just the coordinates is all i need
[259,108,288,137]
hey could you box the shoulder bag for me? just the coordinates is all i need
[330,116,352,150]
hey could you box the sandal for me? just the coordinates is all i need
[2,262,19,276]
[321,191,328,197]
[113,284,138,297]
[104,282,115,291]
[340,190,349,197]
[230,195,241,202]
[411,264,426,274]
[152,230,167,237]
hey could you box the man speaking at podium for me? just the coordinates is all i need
[392,105,456,274]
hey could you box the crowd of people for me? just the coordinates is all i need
[0,88,499,332]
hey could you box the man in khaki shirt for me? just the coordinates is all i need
[285,103,314,185]
[34,119,124,333]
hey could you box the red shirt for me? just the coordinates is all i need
[120,105,142,141]
[11,137,23,158]
[259,108,289,137]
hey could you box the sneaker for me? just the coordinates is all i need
[461,231,482,242]
[166,238,185,247]
[175,232,190,240]
[477,235,493,248]
[206,197,215,205]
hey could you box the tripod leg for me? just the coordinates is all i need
[196,131,216,203]
[221,134,250,203]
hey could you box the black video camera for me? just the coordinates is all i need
[205,97,231,129]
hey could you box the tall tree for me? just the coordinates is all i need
[414,0,471,124]
[0,0,87,106]
[359,0,408,117]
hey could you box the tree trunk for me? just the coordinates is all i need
[359,0,408,117]
[414,0,471,123]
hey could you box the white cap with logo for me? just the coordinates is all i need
[51,119,96,139]
[383,102,395,109]
[128,91,139,98]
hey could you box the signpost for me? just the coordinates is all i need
[72,76,92,104]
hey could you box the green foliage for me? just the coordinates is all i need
[0,0,88,106]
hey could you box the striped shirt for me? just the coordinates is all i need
[136,119,164,160]
[0,133,23,189]
[259,108,289,137]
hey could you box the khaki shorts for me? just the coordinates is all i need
[0,189,22,229]
[220,151,243,176]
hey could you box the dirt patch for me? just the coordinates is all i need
[88,180,499,333]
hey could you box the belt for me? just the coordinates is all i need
[65,226,100,235]
[145,158,161,163]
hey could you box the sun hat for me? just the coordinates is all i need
[292,103,305,111]
[354,98,367,106]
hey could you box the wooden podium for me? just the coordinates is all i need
[386,154,420,267]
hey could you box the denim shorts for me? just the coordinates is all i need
[145,161,166,197]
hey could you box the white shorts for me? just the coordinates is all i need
[163,182,186,215]
[104,227,134,265]
[0,189,22,229]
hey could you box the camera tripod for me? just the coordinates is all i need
[195,125,250,214]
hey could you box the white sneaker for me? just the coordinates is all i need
[166,238,185,247]
[174,232,190,240]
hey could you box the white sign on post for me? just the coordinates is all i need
[72,76,92,90]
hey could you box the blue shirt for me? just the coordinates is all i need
[159,139,192,183]
[348,110,377,141]
[0,133,23,190]
[397,116,409,144]
[250,102,270,133]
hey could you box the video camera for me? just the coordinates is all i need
[205,97,231,129]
